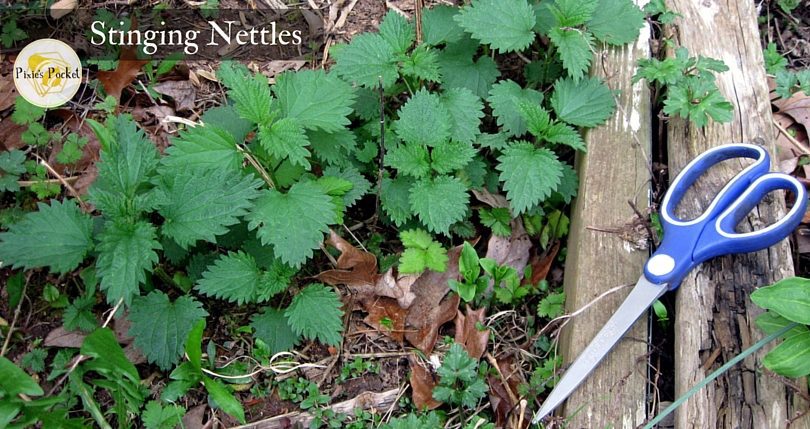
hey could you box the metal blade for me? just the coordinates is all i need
[532,276,667,424]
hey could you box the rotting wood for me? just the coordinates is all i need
[663,1,810,428]
[230,387,401,429]
[557,2,653,427]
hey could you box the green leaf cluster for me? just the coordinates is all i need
[432,343,488,408]
[751,277,810,378]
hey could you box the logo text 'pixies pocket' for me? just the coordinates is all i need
[13,39,82,108]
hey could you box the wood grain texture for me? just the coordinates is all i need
[558,15,653,428]
[663,0,810,427]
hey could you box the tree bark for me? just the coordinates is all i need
[663,0,810,427]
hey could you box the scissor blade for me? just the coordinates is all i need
[532,276,667,424]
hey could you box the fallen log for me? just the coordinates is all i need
[663,0,810,427]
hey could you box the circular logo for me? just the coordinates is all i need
[13,39,82,108]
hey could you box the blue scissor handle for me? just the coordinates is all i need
[644,143,808,289]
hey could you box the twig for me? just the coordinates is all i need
[772,117,810,156]
[414,0,424,44]
[236,145,276,189]
[17,176,79,186]
[373,76,385,227]
[0,273,31,357]
[32,153,88,211]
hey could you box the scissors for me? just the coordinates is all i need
[532,143,808,424]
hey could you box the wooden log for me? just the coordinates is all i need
[558,6,653,427]
[663,1,810,427]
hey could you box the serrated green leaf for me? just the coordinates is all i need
[479,207,512,236]
[251,307,299,354]
[11,96,45,125]
[322,166,371,208]
[519,102,585,151]
[438,41,500,98]
[587,0,644,45]
[274,70,356,133]
[550,76,616,127]
[763,43,787,75]
[308,128,356,167]
[549,28,593,81]
[487,80,544,137]
[379,10,414,54]
[0,149,25,192]
[163,124,241,173]
[553,164,579,204]
[455,0,536,53]
[0,200,93,273]
[395,89,452,146]
[200,104,253,143]
[440,87,484,144]
[64,295,98,333]
[332,33,399,88]
[386,143,431,178]
[96,221,161,306]
[381,176,414,226]
[284,284,344,346]
[662,78,732,128]
[142,401,186,429]
[158,168,262,248]
[128,290,208,370]
[409,175,469,234]
[258,117,311,168]
[538,292,565,318]
[548,0,598,27]
[401,45,442,83]
[431,141,476,174]
[218,62,273,124]
[399,228,448,273]
[497,142,564,214]
[247,181,336,267]
[422,5,465,46]
[197,251,291,304]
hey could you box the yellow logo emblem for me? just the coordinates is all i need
[13,39,82,108]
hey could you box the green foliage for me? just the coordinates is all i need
[380,411,444,429]
[409,175,469,234]
[142,401,185,429]
[399,229,449,274]
[643,0,679,24]
[197,251,294,304]
[774,69,810,99]
[274,69,356,132]
[21,348,46,373]
[763,42,787,75]
[1,19,27,47]
[127,291,208,370]
[432,343,488,408]
[284,284,344,346]
[550,76,616,127]
[64,295,98,333]
[0,149,26,192]
[395,89,452,147]
[163,124,242,171]
[455,0,536,53]
[251,307,299,354]
[333,33,399,88]
[635,47,732,127]
[497,142,564,214]
[339,357,379,381]
[56,133,89,165]
[538,291,566,318]
[96,220,161,305]
[487,80,544,137]
[449,242,489,302]
[752,278,810,378]
[11,97,44,125]
[0,200,94,273]
[479,207,512,236]
[777,0,801,14]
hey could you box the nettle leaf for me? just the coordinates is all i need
[64,295,98,333]
[128,290,208,370]
[497,142,564,214]
[274,69,356,133]
[247,181,336,267]
[550,76,616,127]
[553,164,579,204]
[201,105,253,143]
[218,62,273,124]
[158,168,262,248]
[284,284,344,346]
[587,0,645,45]
[96,221,161,306]
[251,307,299,354]
[438,38,500,98]
[401,45,442,83]
[258,117,311,168]
[89,116,160,217]
[332,33,399,88]
[409,175,469,234]
[0,200,93,273]
[549,28,593,81]
[196,251,292,304]
[382,176,415,226]
[431,141,477,174]
[455,0,536,53]
[322,166,371,208]
[308,128,357,167]
[386,143,432,178]
[399,229,449,273]
[142,401,185,429]
[487,80,544,137]
[422,5,465,46]
[440,87,484,144]
[395,89,452,146]
[548,0,598,27]
[163,125,242,172]
[519,102,585,151]
[379,10,414,54]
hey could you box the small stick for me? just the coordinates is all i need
[373,76,385,227]
[0,273,31,357]
[414,0,424,44]
[33,153,88,210]
[772,117,810,156]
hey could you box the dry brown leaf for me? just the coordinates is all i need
[364,297,408,342]
[154,80,196,112]
[0,78,17,112]
[98,47,148,102]
[44,327,86,348]
[487,357,529,428]
[485,218,531,278]
[472,188,510,208]
[776,91,810,132]
[181,405,208,429]
[0,120,27,151]
[454,305,489,359]
[404,246,463,354]
[525,241,560,286]
[408,355,442,410]
[318,230,416,308]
